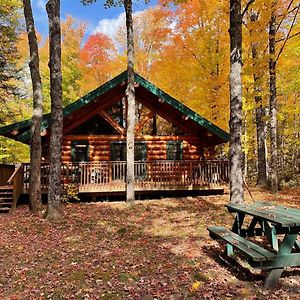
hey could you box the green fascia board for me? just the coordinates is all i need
[134,73,230,142]
[62,70,127,117]
[0,70,229,143]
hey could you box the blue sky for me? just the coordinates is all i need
[32,0,157,41]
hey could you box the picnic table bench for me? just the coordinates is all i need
[208,201,300,288]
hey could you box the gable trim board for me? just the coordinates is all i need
[0,71,229,144]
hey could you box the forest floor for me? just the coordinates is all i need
[0,188,300,299]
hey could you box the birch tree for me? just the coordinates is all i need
[82,0,136,204]
[229,0,244,203]
[22,0,43,213]
[45,0,63,220]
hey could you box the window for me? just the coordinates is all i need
[110,142,147,161]
[111,142,126,161]
[167,141,182,160]
[134,142,147,161]
[71,141,89,162]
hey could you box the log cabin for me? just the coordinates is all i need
[0,71,229,210]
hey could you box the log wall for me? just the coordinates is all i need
[61,135,216,162]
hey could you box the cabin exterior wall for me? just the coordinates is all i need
[60,135,216,163]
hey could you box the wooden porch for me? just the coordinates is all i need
[0,160,229,211]
[22,160,229,193]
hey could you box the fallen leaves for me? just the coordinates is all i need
[0,188,299,299]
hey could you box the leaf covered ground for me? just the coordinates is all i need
[1,188,300,299]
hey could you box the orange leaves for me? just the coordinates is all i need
[79,33,120,92]
[149,0,230,131]
[80,33,116,68]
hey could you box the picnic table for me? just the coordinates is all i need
[208,201,300,288]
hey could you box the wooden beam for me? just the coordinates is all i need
[98,110,126,136]
[135,92,194,135]
[63,92,124,134]
[63,104,102,134]
[135,111,156,134]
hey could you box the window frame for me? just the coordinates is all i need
[71,141,89,162]
[166,141,183,160]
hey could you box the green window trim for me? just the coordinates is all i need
[167,141,183,160]
[71,141,89,162]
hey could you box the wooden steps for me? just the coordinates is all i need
[0,185,13,213]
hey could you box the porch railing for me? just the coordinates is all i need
[23,160,229,192]
[7,164,24,211]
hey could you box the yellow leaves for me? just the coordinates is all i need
[191,280,202,291]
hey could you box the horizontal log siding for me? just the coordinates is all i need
[62,135,215,162]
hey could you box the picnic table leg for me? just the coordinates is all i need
[262,221,278,251]
[246,218,258,236]
[232,212,245,235]
[264,233,297,289]
[293,240,300,251]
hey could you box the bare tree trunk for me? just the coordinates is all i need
[229,0,244,203]
[251,51,268,185]
[45,0,63,219]
[269,9,278,193]
[249,11,268,186]
[124,0,135,205]
[23,0,43,213]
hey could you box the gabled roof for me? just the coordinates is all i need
[0,71,229,144]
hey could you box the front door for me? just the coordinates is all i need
[71,141,89,162]
[110,141,147,180]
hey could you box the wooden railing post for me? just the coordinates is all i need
[7,164,24,212]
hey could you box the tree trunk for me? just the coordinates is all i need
[45,0,63,219]
[249,11,268,186]
[249,12,268,186]
[269,9,278,193]
[22,0,43,213]
[124,0,135,205]
[229,0,244,203]
[255,97,268,186]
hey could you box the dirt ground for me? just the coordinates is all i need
[0,187,300,299]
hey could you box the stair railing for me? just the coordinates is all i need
[7,164,24,212]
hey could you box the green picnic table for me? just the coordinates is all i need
[208,201,300,288]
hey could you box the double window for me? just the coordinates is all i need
[166,141,182,160]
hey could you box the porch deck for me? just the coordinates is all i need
[22,160,229,194]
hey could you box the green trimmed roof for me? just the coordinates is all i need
[0,71,229,144]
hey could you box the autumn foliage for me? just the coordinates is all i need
[0,0,299,186]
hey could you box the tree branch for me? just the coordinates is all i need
[277,4,299,18]
[242,0,255,18]
[276,0,294,33]
[276,30,300,43]
[276,4,300,62]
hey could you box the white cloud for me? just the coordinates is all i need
[93,10,144,42]
[93,12,126,41]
